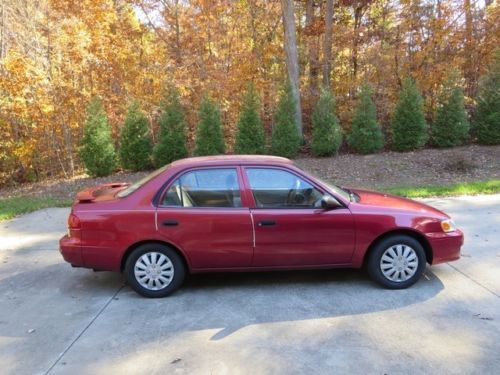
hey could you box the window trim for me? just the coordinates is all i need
[156,166,246,210]
[242,166,337,210]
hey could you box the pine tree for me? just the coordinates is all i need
[347,84,384,154]
[311,88,342,156]
[432,72,470,147]
[271,82,301,158]
[79,98,117,177]
[153,87,188,167]
[194,96,225,156]
[475,49,500,145]
[391,77,428,151]
[119,102,153,171]
[234,84,266,154]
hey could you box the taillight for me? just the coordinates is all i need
[68,213,81,229]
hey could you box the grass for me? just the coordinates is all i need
[382,179,500,198]
[0,197,72,222]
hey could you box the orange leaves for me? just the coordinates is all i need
[0,0,496,184]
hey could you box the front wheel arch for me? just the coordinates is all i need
[121,240,190,273]
[363,229,433,268]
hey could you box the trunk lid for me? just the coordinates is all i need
[76,182,129,203]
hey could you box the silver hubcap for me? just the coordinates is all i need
[134,252,174,291]
[380,244,419,282]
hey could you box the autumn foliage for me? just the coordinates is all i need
[0,0,498,184]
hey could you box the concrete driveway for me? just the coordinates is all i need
[1,195,499,375]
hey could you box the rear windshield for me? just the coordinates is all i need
[117,164,170,198]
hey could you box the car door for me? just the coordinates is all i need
[244,167,355,267]
[156,167,254,270]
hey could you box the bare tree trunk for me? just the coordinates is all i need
[281,0,302,136]
[463,0,474,97]
[306,0,319,98]
[174,0,181,65]
[351,5,362,94]
[322,0,333,88]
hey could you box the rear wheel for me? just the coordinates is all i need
[367,235,426,289]
[125,243,185,298]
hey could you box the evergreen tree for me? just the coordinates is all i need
[153,87,188,167]
[234,84,266,154]
[194,96,225,156]
[119,102,153,171]
[79,98,117,177]
[390,77,428,151]
[271,82,301,158]
[475,49,500,145]
[347,84,384,154]
[311,88,342,156]
[431,71,470,147]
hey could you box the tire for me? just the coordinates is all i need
[125,243,185,298]
[367,235,426,289]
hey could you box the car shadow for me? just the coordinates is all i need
[0,259,443,344]
[116,266,444,341]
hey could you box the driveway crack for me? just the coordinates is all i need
[43,285,125,374]
[447,263,500,298]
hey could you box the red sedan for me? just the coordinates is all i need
[60,155,463,297]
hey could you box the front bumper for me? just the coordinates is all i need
[59,234,83,267]
[426,229,464,265]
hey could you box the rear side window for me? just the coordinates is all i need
[246,168,323,208]
[162,168,242,208]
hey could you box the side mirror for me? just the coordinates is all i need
[321,195,342,209]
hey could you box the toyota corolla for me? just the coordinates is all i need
[60,155,463,297]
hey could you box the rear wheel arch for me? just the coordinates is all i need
[121,240,190,273]
[363,229,433,267]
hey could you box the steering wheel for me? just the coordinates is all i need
[286,179,305,206]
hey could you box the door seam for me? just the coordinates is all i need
[249,209,256,266]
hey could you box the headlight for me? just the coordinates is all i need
[440,219,456,233]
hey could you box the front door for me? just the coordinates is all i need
[156,167,253,270]
[244,167,355,267]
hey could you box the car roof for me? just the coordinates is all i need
[170,155,293,168]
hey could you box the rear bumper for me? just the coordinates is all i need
[426,229,464,265]
[59,234,84,267]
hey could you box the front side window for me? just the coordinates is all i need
[245,168,323,208]
[162,168,241,208]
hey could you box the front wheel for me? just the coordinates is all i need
[367,235,426,289]
[125,243,185,298]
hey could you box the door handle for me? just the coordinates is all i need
[258,220,276,226]
[162,220,179,226]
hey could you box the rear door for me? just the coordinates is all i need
[244,167,355,267]
[156,167,254,270]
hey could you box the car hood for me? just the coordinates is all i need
[350,188,448,218]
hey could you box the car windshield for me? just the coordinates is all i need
[294,164,351,202]
[117,164,171,198]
